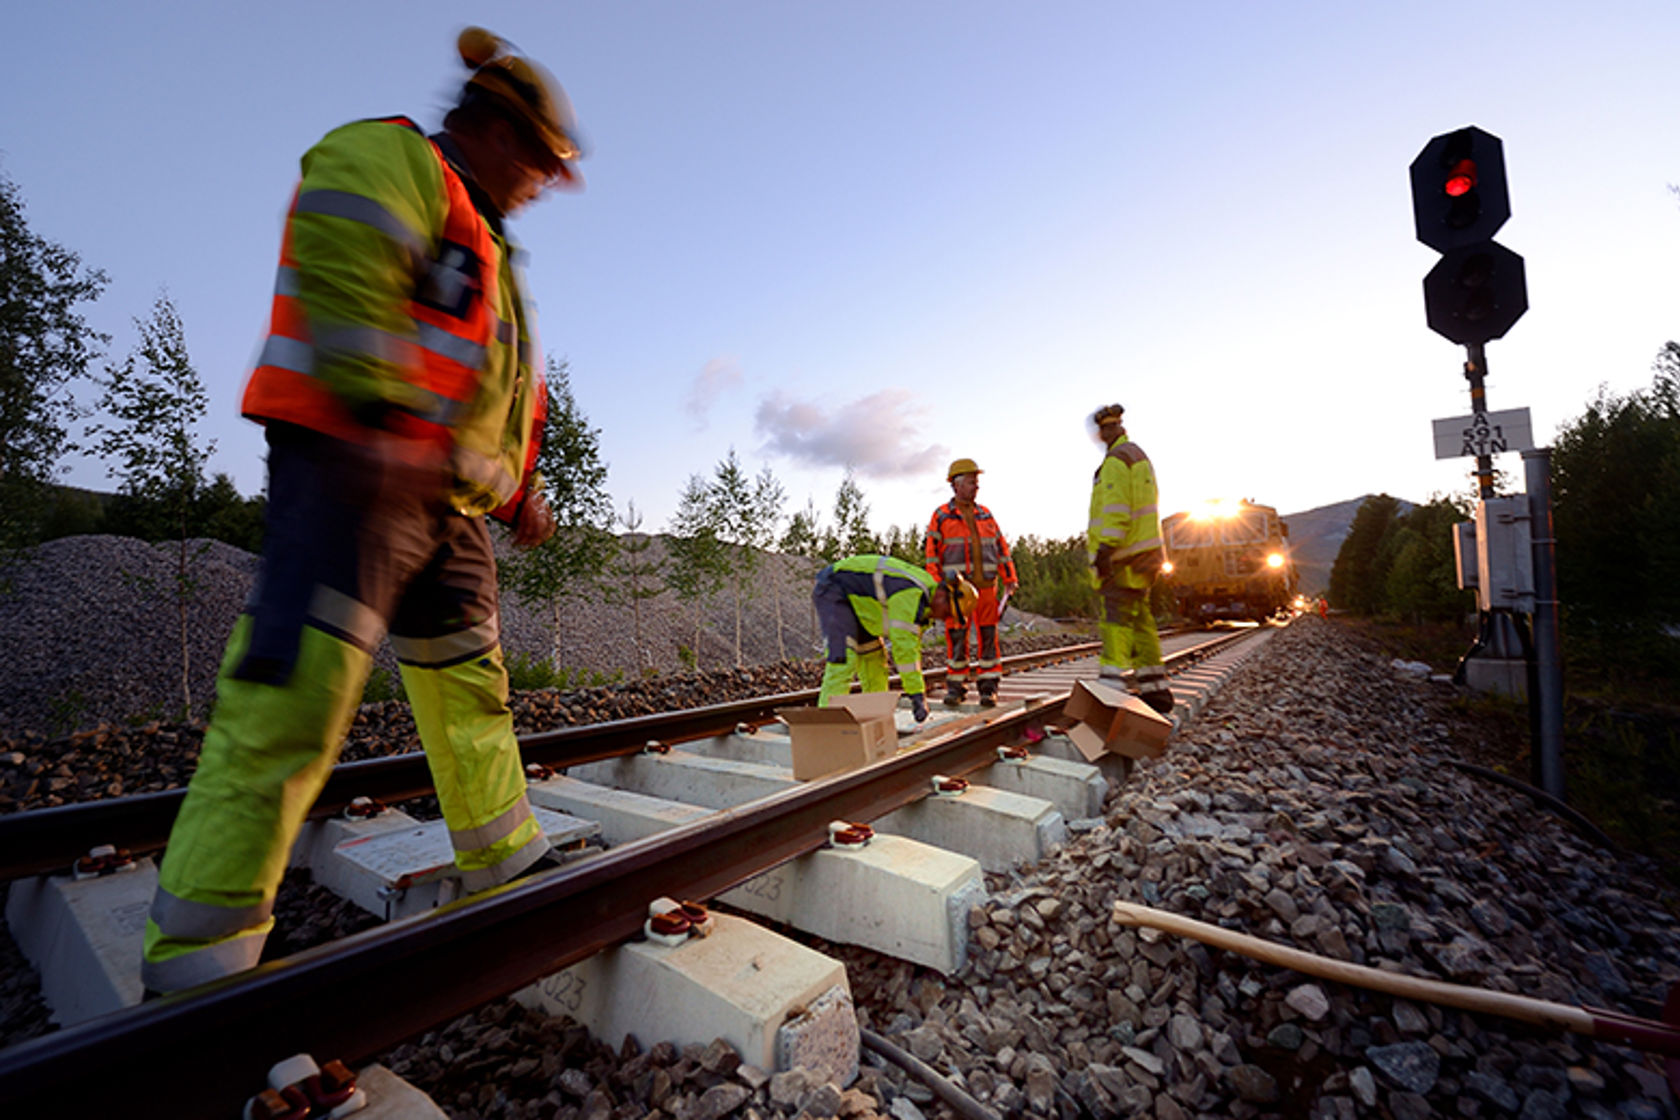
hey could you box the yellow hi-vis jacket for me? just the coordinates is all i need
[242,115,544,521]
[1088,429,1163,591]
[827,554,936,695]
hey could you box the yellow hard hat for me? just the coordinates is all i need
[943,574,979,627]
[457,27,585,172]
[947,457,982,481]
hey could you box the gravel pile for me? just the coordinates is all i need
[0,533,1074,740]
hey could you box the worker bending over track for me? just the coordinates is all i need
[812,555,977,722]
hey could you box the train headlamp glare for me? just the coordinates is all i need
[1266,553,1285,569]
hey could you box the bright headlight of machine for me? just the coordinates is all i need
[1266,552,1285,569]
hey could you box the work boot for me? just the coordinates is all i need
[943,684,965,708]
[978,686,998,709]
[1141,689,1175,716]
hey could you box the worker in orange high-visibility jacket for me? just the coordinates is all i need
[924,458,1018,708]
[142,28,585,995]
[1088,403,1173,715]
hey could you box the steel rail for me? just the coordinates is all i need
[0,642,1101,880]
[0,701,1060,1118]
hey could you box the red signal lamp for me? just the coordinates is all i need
[1444,159,1477,197]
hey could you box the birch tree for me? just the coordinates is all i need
[498,358,616,671]
[88,293,211,718]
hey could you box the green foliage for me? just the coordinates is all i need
[1327,494,1472,622]
[361,666,400,703]
[39,487,107,540]
[822,469,879,558]
[88,293,214,717]
[1551,345,1680,684]
[613,500,664,672]
[47,689,89,737]
[880,522,924,568]
[1328,494,1402,615]
[1011,535,1097,618]
[666,473,730,671]
[779,499,822,557]
[498,358,617,669]
[504,650,623,692]
[0,167,109,550]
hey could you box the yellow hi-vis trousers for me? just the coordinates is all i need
[142,426,547,993]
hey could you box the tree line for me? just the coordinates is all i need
[1327,343,1680,684]
[2,166,1103,699]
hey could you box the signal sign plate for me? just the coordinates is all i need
[1432,408,1533,459]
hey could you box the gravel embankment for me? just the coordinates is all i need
[3,536,1676,1118]
[359,619,1680,1120]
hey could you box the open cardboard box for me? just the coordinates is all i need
[778,692,902,780]
[1062,679,1172,761]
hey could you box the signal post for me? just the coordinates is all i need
[1410,126,1564,799]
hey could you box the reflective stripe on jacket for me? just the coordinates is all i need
[241,115,544,520]
[923,500,1018,588]
[1088,430,1162,591]
[826,554,935,695]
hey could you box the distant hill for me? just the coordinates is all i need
[1281,495,1415,596]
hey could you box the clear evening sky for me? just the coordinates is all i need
[4,2,1675,540]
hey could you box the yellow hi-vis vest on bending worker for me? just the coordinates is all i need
[242,115,545,521]
[813,554,937,706]
[1088,428,1163,591]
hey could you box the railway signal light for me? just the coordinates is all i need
[1411,125,1526,345]
[1410,126,1511,251]
[1423,241,1529,345]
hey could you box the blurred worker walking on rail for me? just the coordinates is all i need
[142,28,585,993]
[1088,404,1174,715]
[812,555,977,723]
[924,458,1018,708]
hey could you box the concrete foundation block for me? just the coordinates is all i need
[528,774,713,846]
[720,833,986,974]
[6,859,156,1025]
[684,727,795,769]
[565,751,799,810]
[323,808,600,920]
[1035,733,1133,789]
[977,754,1107,820]
[1464,657,1527,698]
[290,808,423,871]
[875,785,1066,873]
[354,1064,450,1118]
[515,912,858,1085]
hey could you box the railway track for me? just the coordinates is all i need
[0,626,1271,1117]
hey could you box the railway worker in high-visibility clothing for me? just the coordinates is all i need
[924,458,1019,708]
[141,28,585,994]
[812,555,978,722]
[1088,403,1174,715]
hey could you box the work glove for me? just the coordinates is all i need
[1130,547,1166,579]
[1093,547,1116,581]
[910,694,929,723]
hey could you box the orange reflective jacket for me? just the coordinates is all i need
[924,500,1018,589]
[242,116,544,520]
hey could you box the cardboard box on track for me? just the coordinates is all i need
[1063,679,1172,761]
[778,692,901,780]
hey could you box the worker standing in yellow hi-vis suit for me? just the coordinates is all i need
[1088,403,1174,715]
[143,28,585,994]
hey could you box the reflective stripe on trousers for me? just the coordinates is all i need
[1097,583,1163,676]
[143,427,545,991]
